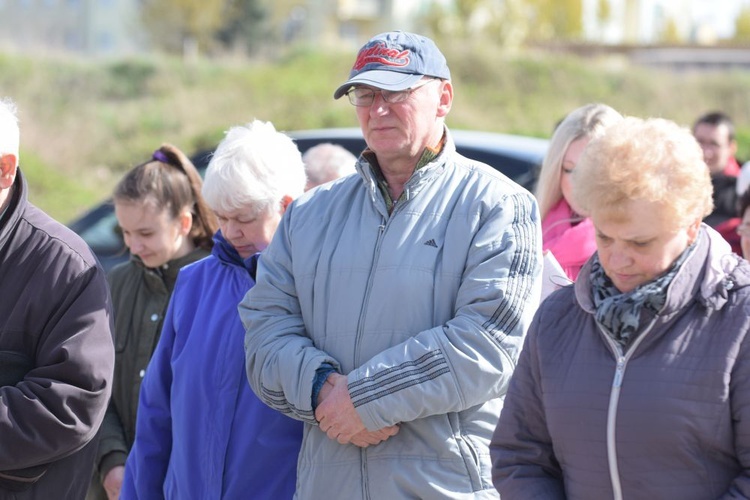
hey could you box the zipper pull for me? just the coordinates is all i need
[613,357,625,388]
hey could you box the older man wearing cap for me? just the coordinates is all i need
[240,31,542,499]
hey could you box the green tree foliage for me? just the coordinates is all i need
[484,0,531,48]
[141,0,265,57]
[215,0,267,54]
[734,6,750,43]
[421,0,582,47]
[421,0,487,39]
[659,17,682,44]
[594,0,612,41]
[597,0,611,24]
[453,0,483,32]
[140,0,224,56]
[525,0,583,41]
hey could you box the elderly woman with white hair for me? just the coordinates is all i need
[491,117,750,499]
[121,120,305,499]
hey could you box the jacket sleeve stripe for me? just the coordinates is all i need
[482,192,538,340]
[260,386,317,423]
[349,350,450,407]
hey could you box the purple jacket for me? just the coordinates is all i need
[491,226,750,499]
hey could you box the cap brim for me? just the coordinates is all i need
[333,71,423,99]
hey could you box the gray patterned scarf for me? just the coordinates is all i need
[591,242,696,349]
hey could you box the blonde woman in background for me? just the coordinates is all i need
[535,103,622,281]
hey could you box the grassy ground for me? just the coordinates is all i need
[2,46,750,222]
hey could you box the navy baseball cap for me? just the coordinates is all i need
[333,31,451,100]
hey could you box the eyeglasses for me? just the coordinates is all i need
[346,79,439,107]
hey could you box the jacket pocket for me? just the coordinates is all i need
[0,465,47,492]
[447,412,483,491]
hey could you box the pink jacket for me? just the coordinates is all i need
[541,198,596,281]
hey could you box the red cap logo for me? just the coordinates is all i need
[352,42,410,71]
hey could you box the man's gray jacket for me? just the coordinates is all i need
[241,130,542,499]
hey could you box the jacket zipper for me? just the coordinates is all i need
[355,191,409,499]
[354,221,388,368]
[354,219,387,500]
[600,323,655,500]
[606,348,625,500]
[353,184,410,366]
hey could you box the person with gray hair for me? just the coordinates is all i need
[535,103,622,281]
[492,117,750,499]
[0,97,114,499]
[240,31,541,499]
[302,142,357,190]
[121,119,304,499]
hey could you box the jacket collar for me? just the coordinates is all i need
[0,168,28,250]
[129,248,208,290]
[575,224,749,315]
[355,126,456,215]
[211,230,259,280]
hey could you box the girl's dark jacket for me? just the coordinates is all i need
[93,247,208,488]
[0,169,115,499]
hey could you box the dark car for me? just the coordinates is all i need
[68,127,548,271]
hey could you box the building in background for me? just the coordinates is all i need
[0,0,746,57]
[0,0,425,55]
[583,0,746,44]
[284,0,437,50]
[0,0,145,56]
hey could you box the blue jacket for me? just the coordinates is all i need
[121,231,302,499]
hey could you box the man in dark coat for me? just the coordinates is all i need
[0,97,114,499]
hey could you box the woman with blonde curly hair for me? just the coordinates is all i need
[492,117,750,499]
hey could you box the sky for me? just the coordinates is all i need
[692,0,747,37]
[586,0,750,43]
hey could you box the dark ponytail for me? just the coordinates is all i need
[113,143,218,250]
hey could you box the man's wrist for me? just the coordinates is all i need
[311,364,337,411]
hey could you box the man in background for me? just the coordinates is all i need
[693,111,743,253]
[302,142,357,190]
[693,111,740,177]
[0,97,114,499]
